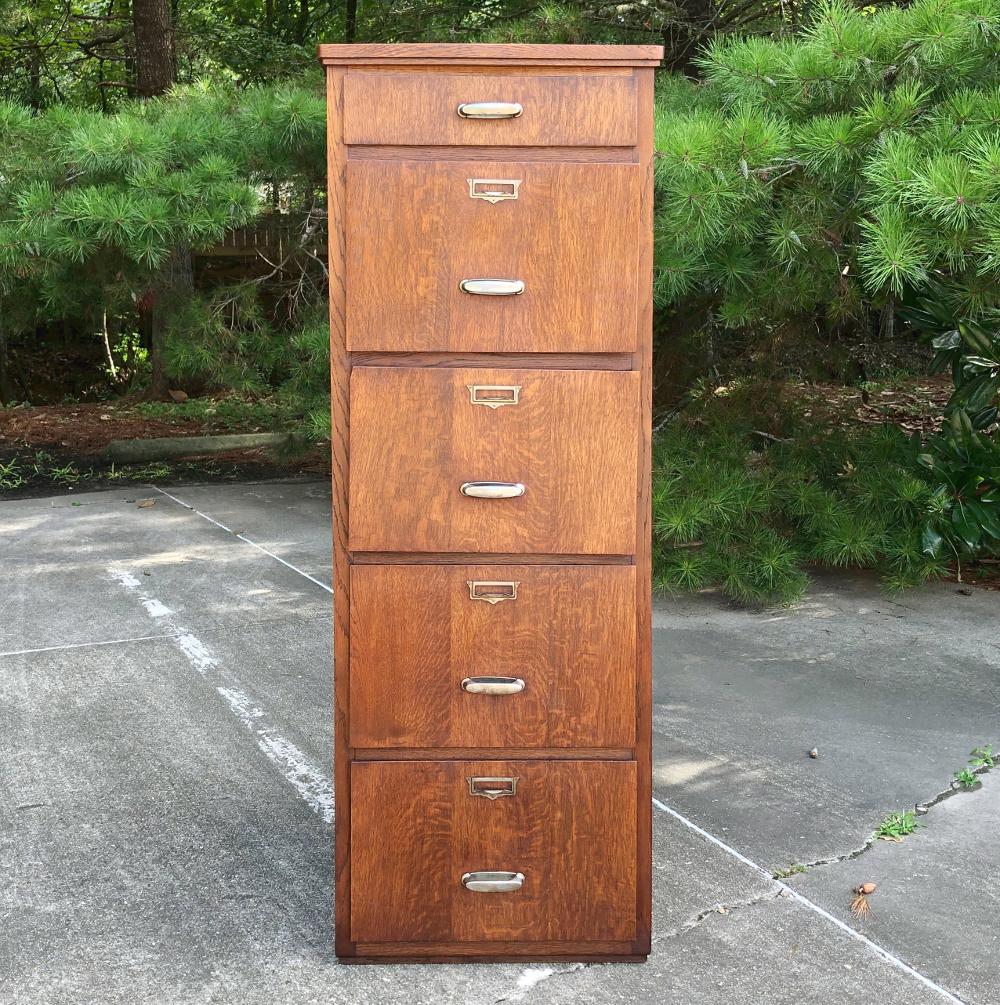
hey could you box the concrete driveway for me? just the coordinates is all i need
[2,480,997,1004]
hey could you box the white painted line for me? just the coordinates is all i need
[217,687,334,822]
[652,797,966,1004]
[108,567,334,823]
[0,633,180,658]
[151,485,334,595]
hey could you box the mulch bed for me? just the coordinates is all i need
[0,401,329,499]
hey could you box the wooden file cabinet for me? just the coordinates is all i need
[319,42,662,962]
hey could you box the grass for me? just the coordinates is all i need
[875,811,921,840]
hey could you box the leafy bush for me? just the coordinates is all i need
[653,386,950,604]
[903,300,1000,561]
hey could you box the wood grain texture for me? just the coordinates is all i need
[349,144,636,162]
[351,760,637,944]
[325,68,354,958]
[633,66,655,957]
[353,748,633,761]
[346,161,638,353]
[349,352,634,370]
[343,73,636,146]
[349,367,639,555]
[319,43,663,67]
[350,565,636,748]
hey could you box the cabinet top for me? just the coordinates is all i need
[317,43,663,68]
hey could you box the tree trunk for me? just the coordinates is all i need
[141,246,192,400]
[132,0,175,97]
[345,0,358,43]
[0,327,16,405]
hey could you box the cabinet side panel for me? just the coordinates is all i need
[634,65,655,956]
[326,66,353,958]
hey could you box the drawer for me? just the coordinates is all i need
[351,760,637,944]
[350,564,635,749]
[346,161,639,353]
[348,367,639,554]
[343,72,636,147]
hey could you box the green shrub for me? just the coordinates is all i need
[653,388,950,604]
[653,0,1000,346]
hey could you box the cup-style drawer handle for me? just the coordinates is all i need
[460,279,525,297]
[460,481,525,499]
[462,676,526,695]
[457,102,523,119]
[462,871,525,893]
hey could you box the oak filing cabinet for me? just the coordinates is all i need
[318,42,662,962]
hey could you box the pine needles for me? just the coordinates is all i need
[652,390,951,605]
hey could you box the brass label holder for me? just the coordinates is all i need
[467,178,521,203]
[467,580,519,604]
[467,776,519,800]
[468,384,521,409]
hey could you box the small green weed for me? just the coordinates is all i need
[772,863,807,879]
[954,767,979,789]
[0,459,26,490]
[955,743,995,788]
[875,811,920,840]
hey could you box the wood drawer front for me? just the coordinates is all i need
[349,367,639,555]
[346,161,639,353]
[351,760,637,944]
[343,72,636,147]
[350,565,635,749]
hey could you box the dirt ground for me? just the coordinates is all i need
[0,400,329,499]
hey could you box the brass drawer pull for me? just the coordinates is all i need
[467,580,519,604]
[460,481,525,499]
[457,102,523,120]
[462,870,525,892]
[467,776,519,800]
[468,384,521,409]
[459,279,525,297]
[468,178,521,204]
[462,676,525,695]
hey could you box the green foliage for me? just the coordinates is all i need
[902,300,1000,562]
[875,811,920,839]
[954,766,979,788]
[954,743,995,787]
[653,0,1000,345]
[772,863,807,879]
[652,387,951,604]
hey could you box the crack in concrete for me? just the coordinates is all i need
[493,963,589,1003]
[651,887,785,945]
[790,764,993,875]
[493,889,787,1003]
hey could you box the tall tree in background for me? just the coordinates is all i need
[132,0,175,97]
[132,0,186,397]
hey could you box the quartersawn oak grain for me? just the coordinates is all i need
[323,43,661,963]
[351,760,638,944]
[346,161,639,353]
[318,43,663,66]
[343,73,636,147]
[349,367,639,555]
[350,564,636,749]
